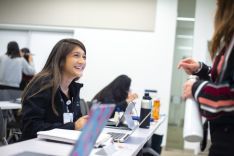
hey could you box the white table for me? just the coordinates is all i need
[0,101,21,110]
[0,116,165,156]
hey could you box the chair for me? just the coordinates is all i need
[0,89,22,101]
[142,134,163,156]
[0,108,8,145]
[0,89,22,144]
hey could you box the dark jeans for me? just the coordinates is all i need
[209,123,234,156]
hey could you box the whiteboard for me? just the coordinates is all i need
[29,31,73,72]
[0,30,29,55]
[0,29,73,73]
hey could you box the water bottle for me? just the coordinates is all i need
[139,92,152,128]
[183,76,203,142]
[183,98,203,142]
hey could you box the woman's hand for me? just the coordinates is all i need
[177,58,200,75]
[126,92,138,103]
[28,54,33,64]
[74,115,89,130]
[182,80,195,99]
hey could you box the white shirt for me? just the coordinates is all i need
[0,55,35,87]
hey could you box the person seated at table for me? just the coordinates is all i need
[21,39,89,140]
[19,48,35,90]
[0,41,35,100]
[92,74,138,118]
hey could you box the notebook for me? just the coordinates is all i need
[37,128,111,145]
[107,110,152,143]
[106,101,136,130]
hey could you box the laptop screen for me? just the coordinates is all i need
[70,104,115,156]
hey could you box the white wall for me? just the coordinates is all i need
[192,0,216,63]
[76,0,178,145]
[0,28,73,72]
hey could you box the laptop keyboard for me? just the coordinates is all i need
[107,132,126,140]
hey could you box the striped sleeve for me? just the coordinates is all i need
[193,62,212,81]
[192,80,234,116]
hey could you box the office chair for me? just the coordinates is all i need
[0,108,8,145]
[0,89,22,144]
[142,134,163,156]
[142,139,160,156]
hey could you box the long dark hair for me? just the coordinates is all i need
[92,75,131,103]
[211,0,234,59]
[21,38,86,115]
[6,41,21,58]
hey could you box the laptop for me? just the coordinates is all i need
[70,103,115,156]
[14,103,115,156]
[106,101,136,130]
[107,109,152,143]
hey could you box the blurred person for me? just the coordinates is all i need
[21,39,89,140]
[0,41,35,100]
[92,74,138,118]
[178,0,234,155]
[19,48,34,90]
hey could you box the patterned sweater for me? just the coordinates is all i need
[192,35,234,123]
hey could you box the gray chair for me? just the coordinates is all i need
[80,99,90,115]
[0,89,22,101]
[0,108,8,145]
[0,89,22,144]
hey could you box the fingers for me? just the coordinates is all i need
[182,81,194,99]
[75,115,89,130]
[82,115,89,119]
[177,58,200,75]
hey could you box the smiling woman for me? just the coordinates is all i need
[20,39,89,141]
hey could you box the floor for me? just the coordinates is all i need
[162,124,209,156]
[166,124,184,149]
[161,148,208,156]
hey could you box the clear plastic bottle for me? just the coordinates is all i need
[145,89,160,121]
[152,94,160,120]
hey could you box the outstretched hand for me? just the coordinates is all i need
[177,58,200,75]
[126,92,138,103]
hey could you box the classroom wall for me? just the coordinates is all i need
[76,0,178,146]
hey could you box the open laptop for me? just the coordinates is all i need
[14,103,115,156]
[106,101,136,130]
[107,110,152,143]
[70,103,115,156]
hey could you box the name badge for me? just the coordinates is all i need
[63,113,74,124]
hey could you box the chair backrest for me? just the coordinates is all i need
[0,89,22,101]
[0,108,6,140]
[86,101,93,109]
[79,99,89,115]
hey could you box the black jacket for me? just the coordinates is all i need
[21,80,88,140]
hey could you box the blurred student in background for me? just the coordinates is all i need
[19,48,34,90]
[178,0,234,155]
[92,74,138,117]
[0,41,35,100]
[21,39,89,140]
